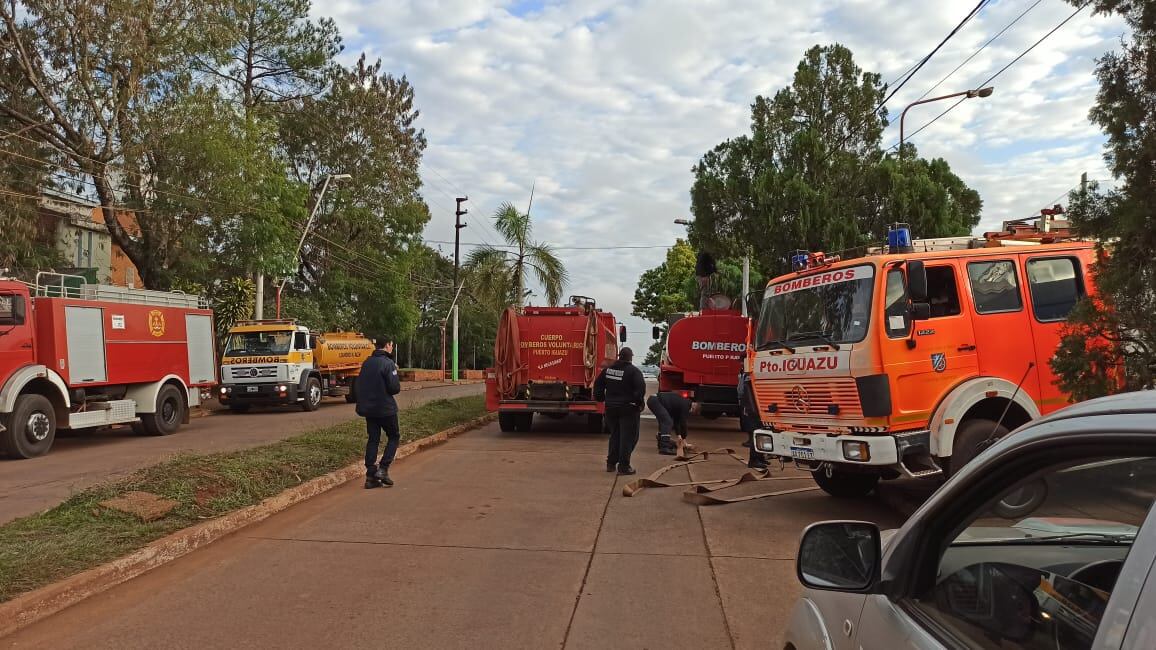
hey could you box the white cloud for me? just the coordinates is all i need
[318,0,1127,352]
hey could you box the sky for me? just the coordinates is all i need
[315,0,1126,355]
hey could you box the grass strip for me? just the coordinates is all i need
[0,395,485,602]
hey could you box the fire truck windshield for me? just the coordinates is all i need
[755,264,875,350]
[224,332,293,357]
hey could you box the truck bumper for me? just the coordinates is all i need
[497,400,601,414]
[219,383,300,405]
[751,428,915,467]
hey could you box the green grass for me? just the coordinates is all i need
[0,395,486,602]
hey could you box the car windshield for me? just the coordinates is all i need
[755,264,875,349]
[224,331,293,357]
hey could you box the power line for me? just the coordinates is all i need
[889,1,1091,150]
[914,0,1044,103]
[422,240,673,251]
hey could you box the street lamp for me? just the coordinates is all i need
[275,172,351,318]
[899,86,994,152]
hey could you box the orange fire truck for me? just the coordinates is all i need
[746,223,1098,498]
[0,273,217,458]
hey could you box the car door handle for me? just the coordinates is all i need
[957,344,976,351]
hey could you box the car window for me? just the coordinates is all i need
[967,260,1023,314]
[1027,257,1083,322]
[911,456,1156,649]
[884,269,910,338]
[925,266,961,318]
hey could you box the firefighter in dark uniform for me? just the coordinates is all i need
[594,347,646,475]
[738,370,768,470]
[647,391,698,456]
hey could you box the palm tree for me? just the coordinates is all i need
[465,201,568,307]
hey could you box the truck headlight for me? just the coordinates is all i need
[753,433,774,453]
[842,440,870,462]
[278,385,287,392]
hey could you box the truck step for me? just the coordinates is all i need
[68,399,137,428]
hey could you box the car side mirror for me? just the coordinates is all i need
[619,324,627,344]
[906,260,928,302]
[651,325,661,340]
[910,302,931,321]
[797,521,881,593]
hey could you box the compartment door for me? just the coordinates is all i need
[65,306,107,383]
[185,314,217,385]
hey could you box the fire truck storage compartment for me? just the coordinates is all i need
[64,306,107,383]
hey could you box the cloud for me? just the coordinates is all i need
[317,0,1126,352]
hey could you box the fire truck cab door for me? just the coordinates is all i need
[962,256,1042,406]
[880,263,979,424]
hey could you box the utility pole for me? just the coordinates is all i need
[254,272,264,319]
[1080,171,1088,194]
[453,197,468,382]
[741,256,750,317]
[275,173,350,318]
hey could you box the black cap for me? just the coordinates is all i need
[618,347,633,361]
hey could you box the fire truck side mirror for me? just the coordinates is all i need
[619,325,628,344]
[651,325,661,340]
[906,260,929,303]
[911,302,931,321]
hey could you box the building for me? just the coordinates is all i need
[38,190,141,287]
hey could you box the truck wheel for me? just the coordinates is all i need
[586,413,603,433]
[812,464,879,498]
[994,478,1049,519]
[949,418,1009,475]
[1,394,57,459]
[515,412,534,432]
[344,384,357,404]
[498,412,517,432]
[302,377,323,412]
[142,384,185,436]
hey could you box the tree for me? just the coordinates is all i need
[466,202,568,307]
[689,44,982,278]
[1050,0,1156,394]
[632,240,696,324]
[278,56,429,338]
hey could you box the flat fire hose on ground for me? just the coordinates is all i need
[621,448,821,504]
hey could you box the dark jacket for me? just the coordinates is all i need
[695,252,717,277]
[648,392,691,437]
[593,360,646,409]
[354,350,402,418]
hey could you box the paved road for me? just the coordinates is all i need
[0,382,484,525]
[5,412,905,649]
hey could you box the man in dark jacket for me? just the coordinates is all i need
[594,347,646,475]
[355,337,403,489]
[647,391,698,456]
[695,251,717,310]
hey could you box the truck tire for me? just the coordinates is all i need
[812,464,880,498]
[1,394,57,459]
[515,412,533,432]
[141,384,185,436]
[498,412,517,432]
[949,418,1009,475]
[586,413,603,433]
[302,377,323,412]
[344,384,357,404]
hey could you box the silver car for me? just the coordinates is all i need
[786,390,1156,649]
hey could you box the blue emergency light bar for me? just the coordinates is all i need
[790,250,809,271]
[888,224,913,253]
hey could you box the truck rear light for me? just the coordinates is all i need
[753,433,774,452]
[842,440,870,462]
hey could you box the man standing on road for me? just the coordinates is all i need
[646,391,698,456]
[594,347,646,475]
[355,337,403,489]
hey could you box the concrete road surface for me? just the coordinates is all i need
[0,382,484,525]
[5,412,905,649]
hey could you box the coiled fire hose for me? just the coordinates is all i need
[495,307,525,399]
[583,304,599,386]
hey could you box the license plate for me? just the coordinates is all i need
[790,446,815,460]
[246,386,259,393]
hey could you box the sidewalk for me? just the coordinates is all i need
[4,416,903,649]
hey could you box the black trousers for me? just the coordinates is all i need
[605,405,641,469]
[365,414,401,475]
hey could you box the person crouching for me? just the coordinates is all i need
[647,391,699,456]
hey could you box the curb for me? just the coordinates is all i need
[0,412,497,640]
[194,380,484,417]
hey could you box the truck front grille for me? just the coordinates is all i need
[754,378,863,419]
[228,366,279,380]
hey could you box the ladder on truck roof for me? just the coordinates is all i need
[33,272,207,309]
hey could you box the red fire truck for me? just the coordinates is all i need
[655,306,750,419]
[0,273,217,458]
[486,296,624,432]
